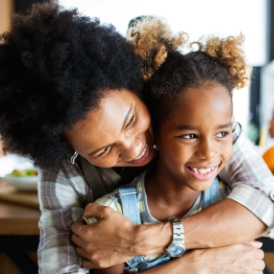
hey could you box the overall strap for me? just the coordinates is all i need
[116,185,145,272]
[116,184,141,224]
[202,177,221,209]
[80,156,107,201]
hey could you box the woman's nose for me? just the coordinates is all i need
[119,134,143,161]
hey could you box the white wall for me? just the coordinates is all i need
[59,0,268,130]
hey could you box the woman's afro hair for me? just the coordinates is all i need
[0,2,143,169]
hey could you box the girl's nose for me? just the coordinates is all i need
[196,139,216,160]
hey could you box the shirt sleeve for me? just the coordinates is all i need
[219,118,274,238]
[38,158,92,274]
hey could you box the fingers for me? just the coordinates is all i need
[83,203,108,219]
[81,258,95,269]
[71,233,84,247]
[75,246,93,262]
[245,240,263,249]
[254,248,264,260]
[71,218,86,236]
[253,258,265,272]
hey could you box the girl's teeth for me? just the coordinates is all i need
[134,145,147,160]
[192,167,215,174]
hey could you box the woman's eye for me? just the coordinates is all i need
[126,115,135,128]
[97,146,111,157]
[216,132,228,138]
[181,134,196,139]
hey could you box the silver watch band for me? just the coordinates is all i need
[166,216,185,257]
[170,216,184,243]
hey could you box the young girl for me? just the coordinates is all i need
[85,18,260,273]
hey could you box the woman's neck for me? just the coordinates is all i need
[145,165,200,222]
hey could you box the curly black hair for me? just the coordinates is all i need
[0,2,143,169]
[143,50,236,132]
[128,18,250,132]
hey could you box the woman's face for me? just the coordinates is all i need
[65,89,154,168]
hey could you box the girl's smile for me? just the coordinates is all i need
[187,165,218,180]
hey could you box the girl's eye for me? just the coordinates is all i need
[181,134,196,139]
[97,146,111,157]
[126,115,135,128]
[216,132,228,138]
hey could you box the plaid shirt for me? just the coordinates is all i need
[38,119,274,274]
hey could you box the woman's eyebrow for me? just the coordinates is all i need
[88,105,133,156]
[121,104,133,130]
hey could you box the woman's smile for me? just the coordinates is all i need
[65,89,155,168]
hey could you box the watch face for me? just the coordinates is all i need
[167,244,185,257]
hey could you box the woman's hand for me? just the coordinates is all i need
[185,242,265,274]
[140,241,265,274]
[71,203,265,272]
[71,203,168,268]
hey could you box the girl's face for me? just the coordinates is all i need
[154,84,233,192]
[65,89,154,168]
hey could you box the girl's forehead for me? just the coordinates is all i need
[168,85,232,124]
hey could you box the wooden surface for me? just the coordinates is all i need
[265,253,274,272]
[0,199,40,235]
[0,182,39,208]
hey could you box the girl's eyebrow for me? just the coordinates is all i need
[88,105,133,156]
[218,122,232,129]
[175,125,197,131]
[175,121,232,131]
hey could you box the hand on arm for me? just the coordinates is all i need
[72,199,266,268]
[71,203,169,268]
[71,121,272,269]
[140,241,265,274]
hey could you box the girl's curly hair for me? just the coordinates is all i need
[0,3,143,169]
[129,18,251,131]
[127,17,188,82]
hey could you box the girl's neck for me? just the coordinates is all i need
[145,166,200,221]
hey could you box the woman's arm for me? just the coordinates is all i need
[38,159,91,274]
[140,242,265,274]
[71,120,273,267]
[86,243,265,274]
[92,264,125,274]
[72,200,266,267]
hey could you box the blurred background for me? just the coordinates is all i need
[0,0,274,273]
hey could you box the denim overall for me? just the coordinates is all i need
[116,177,221,273]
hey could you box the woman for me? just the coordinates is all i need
[0,3,271,273]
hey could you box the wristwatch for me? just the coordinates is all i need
[166,216,185,257]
